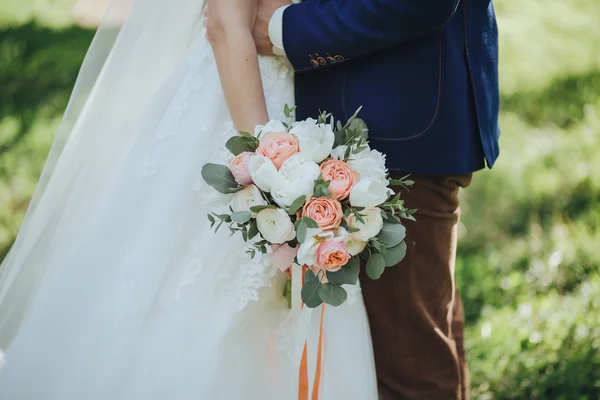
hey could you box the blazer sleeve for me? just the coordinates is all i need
[282,0,460,71]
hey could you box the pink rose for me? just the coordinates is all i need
[302,197,343,230]
[320,159,360,200]
[256,132,300,170]
[315,240,351,272]
[229,152,254,185]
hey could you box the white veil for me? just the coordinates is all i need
[0,0,207,348]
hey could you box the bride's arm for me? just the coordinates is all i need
[206,0,268,134]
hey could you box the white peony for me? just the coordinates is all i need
[346,207,384,241]
[254,119,287,137]
[349,178,390,208]
[256,208,296,244]
[344,234,368,256]
[230,185,267,213]
[248,155,285,193]
[348,149,388,183]
[290,118,335,163]
[270,154,320,208]
[297,227,348,266]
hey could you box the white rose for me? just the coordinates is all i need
[256,208,296,244]
[349,178,390,208]
[344,234,368,256]
[346,207,384,241]
[297,227,347,266]
[230,185,267,213]
[248,155,285,193]
[270,154,320,208]
[254,119,287,137]
[348,149,388,183]
[290,118,335,163]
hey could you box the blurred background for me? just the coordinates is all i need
[0,0,599,398]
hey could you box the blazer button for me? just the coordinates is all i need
[334,55,345,62]
[310,59,319,67]
[316,56,326,65]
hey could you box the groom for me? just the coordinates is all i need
[253,1,500,399]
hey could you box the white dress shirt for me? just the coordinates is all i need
[268,1,300,56]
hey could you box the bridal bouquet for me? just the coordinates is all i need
[202,106,415,308]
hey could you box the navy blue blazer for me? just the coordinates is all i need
[282,0,500,174]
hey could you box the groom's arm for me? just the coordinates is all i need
[272,0,460,71]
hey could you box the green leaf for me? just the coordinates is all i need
[333,131,346,148]
[349,118,369,140]
[318,283,348,307]
[343,106,363,129]
[381,241,407,267]
[377,222,407,248]
[303,217,318,228]
[296,220,307,244]
[366,253,386,279]
[201,163,240,194]
[301,269,323,308]
[231,211,252,224]
[216,213,232,223]
[250,205,273,213]
[225,136,257,156]
[326,257,359,285]
[238,131,254,139]
[288,195,307,215]
[248,221,259,240]
[346,226,360,233]
[343,145,352,161]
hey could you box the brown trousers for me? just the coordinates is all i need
[360,174,472,400]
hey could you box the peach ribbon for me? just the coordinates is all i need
[293,264,326,400]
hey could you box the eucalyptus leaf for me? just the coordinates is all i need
[343,106,363,128]
[296,220,307,244]
[301,269,323,308]
[382,241,407,267]
[377,222,407,248]
[366,253,386,280]
[303,217,318,229]
[231,211,252,224]
[250,205,273,213]
[349,118,369,139]
[333,130,346,148]
[318,283,348,307]
[288,195,307,215]
[226,136,257,156]
[201,163,240,194]
[326,257,359,285]
[248,221,259,240]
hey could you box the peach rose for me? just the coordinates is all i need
[256,132,300,170]
[302,197,343,230]
[229,152,254,185]
[320,159,360,200]
[315,240,351,272]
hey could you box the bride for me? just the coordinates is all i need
[0,0,378,398]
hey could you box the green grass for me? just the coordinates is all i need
[1,0,599,398]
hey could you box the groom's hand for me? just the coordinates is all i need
[253,0,292,56]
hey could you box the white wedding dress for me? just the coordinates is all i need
[0,2,378,399]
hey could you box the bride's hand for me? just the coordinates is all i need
[253,0,292,56]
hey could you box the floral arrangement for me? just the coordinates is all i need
[202,106,415,307]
